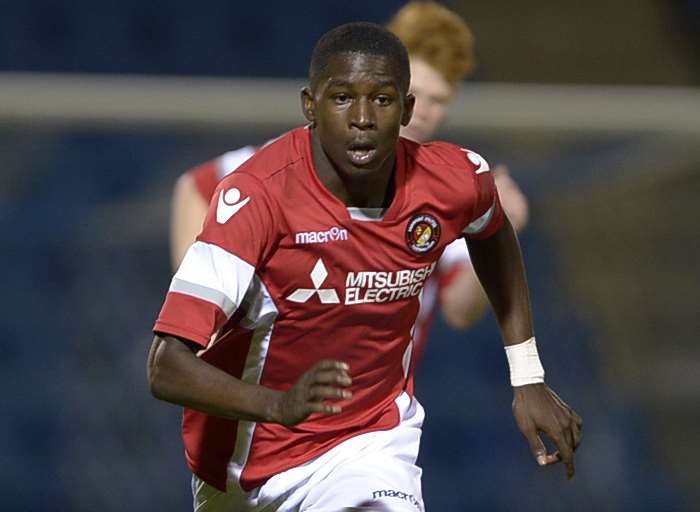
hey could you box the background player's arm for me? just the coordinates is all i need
[441,166,529,330]
[148,335,352,426]
[170,173,209,270]
[466,216,582,479]
[439,266,489,329]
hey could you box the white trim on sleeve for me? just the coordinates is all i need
[170,241,255,318]
[463,200,496,236]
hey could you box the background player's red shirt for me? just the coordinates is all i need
[154,126,502,492]
[190,145,257,201]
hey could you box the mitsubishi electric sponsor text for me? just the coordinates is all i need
[344,262,436,305]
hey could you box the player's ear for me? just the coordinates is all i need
[401,93,415,127]
[301,87,316,124]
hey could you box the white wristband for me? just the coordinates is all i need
[505,337,545,387]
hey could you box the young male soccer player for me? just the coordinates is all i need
[149,22,582,511]
[170,1,529,361]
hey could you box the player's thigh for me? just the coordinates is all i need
[192,475,237,512]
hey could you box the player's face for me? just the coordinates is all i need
[302,52,414,178]
[400,57,455,143]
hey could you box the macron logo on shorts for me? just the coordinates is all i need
[371,489,422,509]
[216,188,251,224]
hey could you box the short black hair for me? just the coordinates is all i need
[309,22,411,93]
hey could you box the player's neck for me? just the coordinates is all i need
[310,130,396,209]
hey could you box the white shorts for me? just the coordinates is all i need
[192,392,425,512]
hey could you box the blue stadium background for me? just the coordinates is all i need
[1,1,698,510]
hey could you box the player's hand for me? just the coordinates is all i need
[273,359,352,427]
[493,165,529,233]
[512,383,583,480]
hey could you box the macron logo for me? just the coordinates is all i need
[372,489,421,509]
[295,226,348,245]
[216,188,251,224]
[460,148,490,174]
[286,259,340,304]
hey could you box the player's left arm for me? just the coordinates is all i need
[440,166,529,330]
[463,159,582,480]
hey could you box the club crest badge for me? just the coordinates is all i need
[405,214,441,254]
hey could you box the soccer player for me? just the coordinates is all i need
[169,2,529,360]
[149,22,581,511]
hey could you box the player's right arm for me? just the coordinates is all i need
[170,172,209,271]
[152,171,352,426]
[148,335,351,426]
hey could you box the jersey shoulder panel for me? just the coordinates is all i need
[402,138,503,239]
[201,171,280,269]
[204,127,313,263]
[407,139,489,177]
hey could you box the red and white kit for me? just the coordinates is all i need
[154,126,502,508]
[186,143,472,364]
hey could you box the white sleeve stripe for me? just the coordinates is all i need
[464,201,496,235]
[173,241,255,316]
[169,278,237,316]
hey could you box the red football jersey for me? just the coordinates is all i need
[185,143,471,364]
[154,126,502,492]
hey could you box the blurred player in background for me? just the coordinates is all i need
[169,1,529,361]
[150,21,581,511]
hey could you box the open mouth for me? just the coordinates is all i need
[347,142,377,166]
